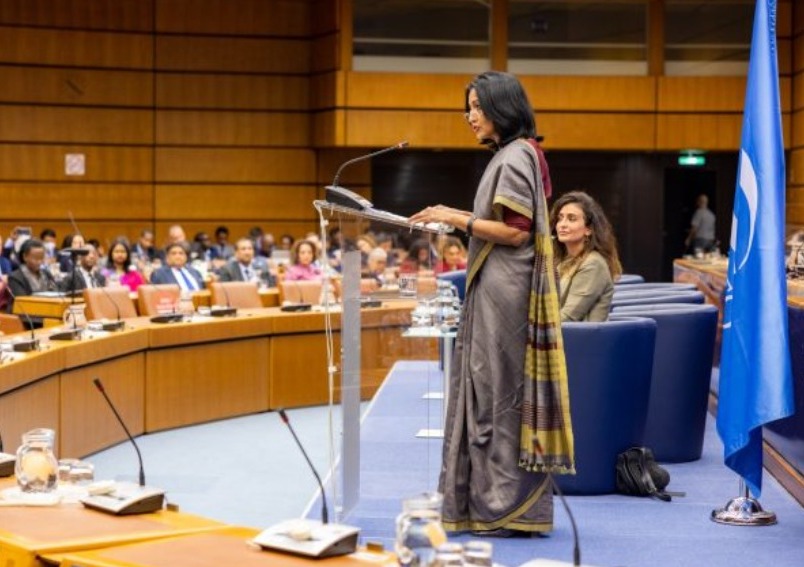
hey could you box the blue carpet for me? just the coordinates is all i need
[341,361,804,567]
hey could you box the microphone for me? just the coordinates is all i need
[251,409,359,558]
[278,408,328,524]
[95,286,126,331]
[332,141,408,188]
[210,282,237,317]
[81,378,165,515]
[94,378,146,487]
[5,285,39,352]
[325,142,409,211]
[519,440,582,567]
[58,247,91,257]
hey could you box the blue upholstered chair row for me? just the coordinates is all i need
[611,289,705,307]
[612,304,718,462]
[614,282,698,292]
[555,316,657,495]
[615,273,645,285]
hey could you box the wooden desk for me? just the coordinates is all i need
[0,485,224,567]
[52,527,396,567]
[13,296,79,327]
[0,304,438,456]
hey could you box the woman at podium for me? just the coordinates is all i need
[410,71,573,537]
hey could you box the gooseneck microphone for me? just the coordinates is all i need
[535,439,581,567]
[93,378,146,486]
[278,408,329,524]
[97,285,126,331]
[5,286,39,352]
[331,141,408,188]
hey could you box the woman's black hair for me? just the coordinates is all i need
[108,238,132,268]
[465,71,536,148]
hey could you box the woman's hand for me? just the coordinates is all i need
[409,205,468,226]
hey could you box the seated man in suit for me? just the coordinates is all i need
[217,238,276,287]
[149,242,205,291]
[62,244,106,292]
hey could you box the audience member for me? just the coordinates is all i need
[58,233,86,273]
[132,229,158,263]
[8,239,61,298]
[685,193,716,253]
[363,247,390,285]
[190,231,214,263]
[399,238,435,273]
[284,240,323,281]
[63,243,106,292]
[551,191,622,322]
[434,236,467,273]
[40,228,58,264]
[218,238,276,287]
[150,242,205,291]
[279,234,295,251]
[0,254,11,312]
[212,226,235,261]
[102,239,146,292]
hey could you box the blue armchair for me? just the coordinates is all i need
[611,305,718,462]
[611,290,705,308]
[555,317,657,495]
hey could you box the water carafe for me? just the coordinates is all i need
[15,428,58,492]
[395,492,446,566]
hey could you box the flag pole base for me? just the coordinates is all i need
[711,496,777,526]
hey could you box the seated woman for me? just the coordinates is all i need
[7,239,62,325]
[102,239,146,292]
[551,191,622,322]
[284,240,323,281]
[434,236,467,274]
[398,238,435,274]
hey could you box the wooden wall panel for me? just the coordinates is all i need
[0,106,153,144]
[0,66,153,107]
[521,76,656,112]
[0,27,152,68]
[155,148,315,183]
[344,110,475,148]
[310,72,341,110]
[155,36,310,74]
[0,0,153,30]
[657,114,743,150]
[789,149,804,186]
[313,110,345,147]
[156,74,309,110]
[539,112,656,150]
[0,379,59,455]
[60,353,145,458]
[793,72,804,111]
[658,76,792,112]
[0,183,153,220]
[316,148,371,185]
[346,73,474,109]
[0,145,153,182]
[156,0,309,36]
[155,110,310,147]
[154,185,318,220]
[311,33,342,74]
[792,110,804,148]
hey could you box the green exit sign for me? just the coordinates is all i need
[678,154,706,166]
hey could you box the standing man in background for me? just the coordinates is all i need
[685,194,717,253]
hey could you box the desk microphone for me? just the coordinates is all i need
[96,286,126,331]
[81,378,165,515]
[5,286,39,352]
[210,283,237,317]
[519,440,582,567]
[326,142,408,211]
[251,409,359,558]
[332,141,408,189]
[58,247,91,257]
[278,408,328,524]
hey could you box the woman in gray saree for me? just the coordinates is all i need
[410,72,575,537]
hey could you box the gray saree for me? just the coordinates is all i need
[439,140,574,533]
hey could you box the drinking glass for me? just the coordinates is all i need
[463,540,493,567]
[399,273,418,298]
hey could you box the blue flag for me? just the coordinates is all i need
[717,0,794,498]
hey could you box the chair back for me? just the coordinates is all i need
[0,313,25,334]
[281,280,323,304]
[437,270,467,301]
[610,290,704,307]
[137,284,181,316]
[210,281,262,309]
[614,273,645,285]
[614,282,697,292]
[555,316,656,495]
[82,287,138,320]
[611,304,718,462]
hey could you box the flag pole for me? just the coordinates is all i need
[710,0,794,527]
[711,479,777,526]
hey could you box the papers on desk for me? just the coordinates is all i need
[0,486,62,507]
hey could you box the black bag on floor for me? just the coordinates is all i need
[616,447,683,502]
